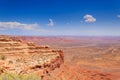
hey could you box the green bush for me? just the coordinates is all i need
[0,73,42,80]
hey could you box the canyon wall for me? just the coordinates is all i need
[0,35,64,77]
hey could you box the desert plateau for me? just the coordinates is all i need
[0,0,120,80]
[0,35,120,80]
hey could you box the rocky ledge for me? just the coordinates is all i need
[0,35,64,78]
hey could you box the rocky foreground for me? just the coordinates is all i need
[0,35,64,78]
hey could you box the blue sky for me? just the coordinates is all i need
[0,0,120,36]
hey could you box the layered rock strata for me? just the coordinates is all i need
[0,36,64,77]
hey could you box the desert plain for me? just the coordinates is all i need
[17,36,120,80]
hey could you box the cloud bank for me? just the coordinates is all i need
[84,14,96,23]
[47,19,54,27]
[0,22,39,30]
[0,22,48,32]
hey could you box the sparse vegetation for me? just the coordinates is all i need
[8,60,13,64]
[16,59,21,62]
[0,73,42,80]
[0,55,6,60]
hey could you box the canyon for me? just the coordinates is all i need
[0,35,120,80]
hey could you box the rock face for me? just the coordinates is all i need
[0,35,64,77]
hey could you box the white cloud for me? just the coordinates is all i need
[47,19,54,27]
[0,22,48,32]
[84,14,96,23]
[0,22,38,30]
[117,15,120,18]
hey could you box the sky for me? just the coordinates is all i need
[0,0,120,36]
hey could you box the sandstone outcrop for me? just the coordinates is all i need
[0,36,64,77]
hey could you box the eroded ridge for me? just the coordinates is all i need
[0,36,64,77]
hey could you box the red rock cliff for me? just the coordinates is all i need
[0,36,64,78]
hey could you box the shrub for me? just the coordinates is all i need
[8,60,13,64]
[0,73,42,80]
[0,55,6,60]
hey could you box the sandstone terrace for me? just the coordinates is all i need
[0,35,64,79]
